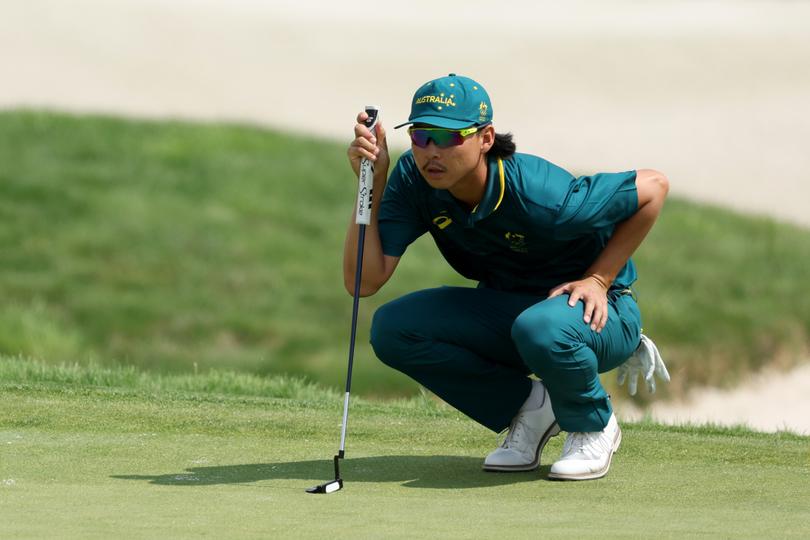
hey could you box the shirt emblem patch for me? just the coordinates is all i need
[505,232,528,253]
[433,214,453,230]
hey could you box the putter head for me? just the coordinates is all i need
[306,478,343,494]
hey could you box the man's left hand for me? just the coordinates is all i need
[617,334,670,395]
[549,275,610,332]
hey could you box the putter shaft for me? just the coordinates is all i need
[307,106,377,494]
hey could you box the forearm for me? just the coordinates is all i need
[585,200,661,286]
[343,173,389,296]
[585,169,669,287]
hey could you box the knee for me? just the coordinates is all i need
[511,309,559,359]
[511,307,582,376]
[369,301,411,368]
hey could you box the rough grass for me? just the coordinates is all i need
[1,110,809,402]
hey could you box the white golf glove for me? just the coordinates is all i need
[617,334,671,395]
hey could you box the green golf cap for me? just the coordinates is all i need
[394,73,493,129]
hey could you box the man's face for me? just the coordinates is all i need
[410,124,493,189]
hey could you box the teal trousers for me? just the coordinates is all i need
[370,286,642,433]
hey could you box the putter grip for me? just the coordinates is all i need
[356,106,379,225]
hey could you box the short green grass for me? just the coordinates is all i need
[1,110,809,400]
[1,359,808,539]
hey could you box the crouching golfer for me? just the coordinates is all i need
[345,74,669,480]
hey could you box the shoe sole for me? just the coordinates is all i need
[482,422,561,472]
[547,425,622,481]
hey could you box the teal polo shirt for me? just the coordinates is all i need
[378,150,639,295]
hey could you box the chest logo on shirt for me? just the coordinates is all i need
[433,214,453,230]
[504,232,528,253]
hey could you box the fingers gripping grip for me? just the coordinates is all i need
[356,106,379,225]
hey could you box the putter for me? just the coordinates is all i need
[307,105,379,494]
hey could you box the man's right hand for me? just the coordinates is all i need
[347,111,389,179]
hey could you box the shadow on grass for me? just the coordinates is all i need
[113,455,551,489]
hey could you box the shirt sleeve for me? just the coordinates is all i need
[377,153,428,257]
[553,170,639,240]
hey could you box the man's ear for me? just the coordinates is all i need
[480,125,495,153]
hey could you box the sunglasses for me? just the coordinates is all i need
[407,125,487,148]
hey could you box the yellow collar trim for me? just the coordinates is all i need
[494,158,505,212]
[471,158,505,215]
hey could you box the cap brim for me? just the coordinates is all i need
[393,115,476,130]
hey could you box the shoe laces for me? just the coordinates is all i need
[562,429,611,460]
[497,416,528,450]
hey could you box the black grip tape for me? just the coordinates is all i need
[363,107,379,129]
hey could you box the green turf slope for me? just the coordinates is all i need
[1,359,808,539]
[1,110,809,399]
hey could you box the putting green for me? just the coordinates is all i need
[2,365,809,539]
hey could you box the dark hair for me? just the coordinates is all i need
[487,132,516,159]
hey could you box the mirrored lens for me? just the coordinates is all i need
[408,129,464,148]
[409,129,431,147]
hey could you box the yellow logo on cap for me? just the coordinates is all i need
[416,95,457,107]
[479,101,489,122]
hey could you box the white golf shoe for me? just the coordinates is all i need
[483,382,560,472]
[548,413,622,481]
